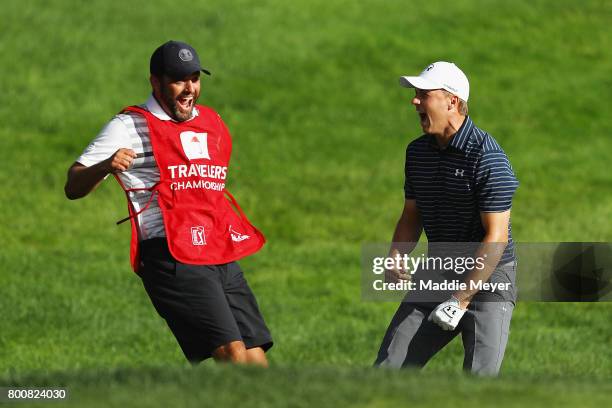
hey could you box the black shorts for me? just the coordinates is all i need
[139,238,273,363]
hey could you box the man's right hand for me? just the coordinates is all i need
[65,148,137,200]
[105,148,137,173]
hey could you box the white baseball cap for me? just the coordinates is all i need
[399,61,470,101]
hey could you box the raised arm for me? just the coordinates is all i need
[64,148,136,200]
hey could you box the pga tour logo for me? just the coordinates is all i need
[191,226,207,246]
[180,131,210,161]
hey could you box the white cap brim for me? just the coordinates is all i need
[399,76,440,90]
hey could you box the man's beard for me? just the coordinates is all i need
[160,86,197,122]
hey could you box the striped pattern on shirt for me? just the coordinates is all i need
[116,110,164,240]
[404,116,519,263]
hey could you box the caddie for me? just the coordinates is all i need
[373,61,519,376]
[64,40,273,365]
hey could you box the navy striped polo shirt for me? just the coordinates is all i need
[404,116,519,264]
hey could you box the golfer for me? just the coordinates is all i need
[64,40,273,366]
[373,62,519,375]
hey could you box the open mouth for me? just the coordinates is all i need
[177,95,194,111]
[418,112,428,126]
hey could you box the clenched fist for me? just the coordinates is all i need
[105,148,137,173]
[385,266,411,284]
[428,296,466,331]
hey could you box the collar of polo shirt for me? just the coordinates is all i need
[145,93,199,122]
[428,115,474,152]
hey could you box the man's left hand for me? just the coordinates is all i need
[428,296,466,331]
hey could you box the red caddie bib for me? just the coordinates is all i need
[115,104,265,272]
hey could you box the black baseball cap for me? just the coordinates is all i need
[150,40,211,79]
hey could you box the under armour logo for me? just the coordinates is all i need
[455,169,464,177]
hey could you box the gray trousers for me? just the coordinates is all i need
[374,300,514,376]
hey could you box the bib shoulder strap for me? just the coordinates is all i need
[120,105,148,115]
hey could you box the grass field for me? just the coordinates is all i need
[0,0,611,406]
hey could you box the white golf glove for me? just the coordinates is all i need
[428,296,466,331]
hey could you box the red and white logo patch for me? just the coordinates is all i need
[191,226,206,246]
[229,225,250,242]
[180,131,210,160]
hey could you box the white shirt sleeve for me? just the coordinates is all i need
[76,117,132,167]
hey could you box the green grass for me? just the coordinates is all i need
[4,366,612,408]
[0,0,611,406]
